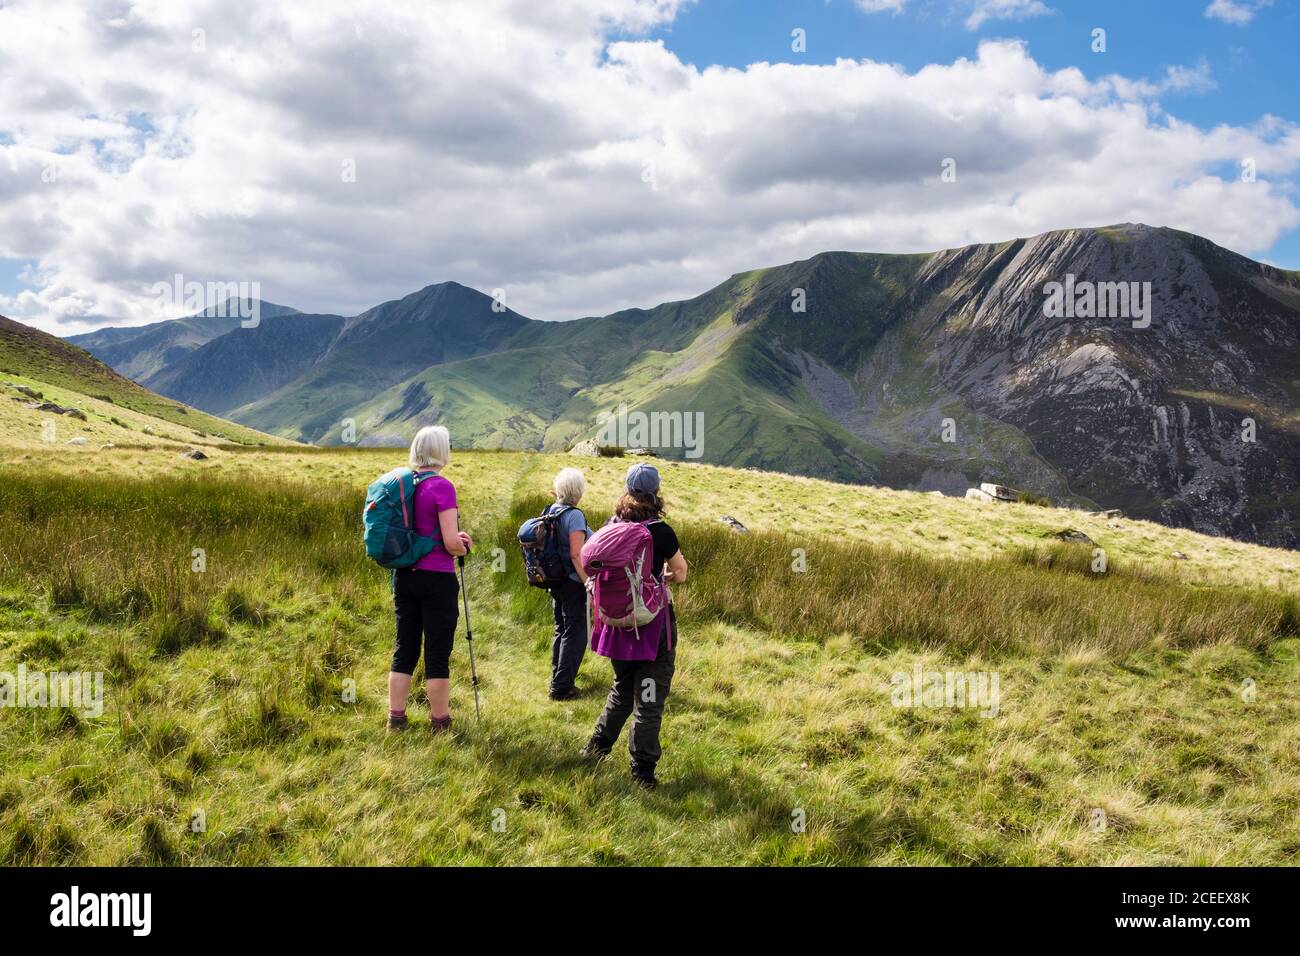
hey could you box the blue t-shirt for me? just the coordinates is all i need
[546,503,591,582]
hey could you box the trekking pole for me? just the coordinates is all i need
[456,552,481,723]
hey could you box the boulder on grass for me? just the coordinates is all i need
[568,438,600,457]
[965,487,995,503]
[718,515,749,534]
[65,436,88,446]
[979,482,1019,502]
[27,401,79,416]
[1050,529,1094,545]
[180,448,209,460]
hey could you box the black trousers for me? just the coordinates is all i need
[591,607,677,775]
[391,569,459,679]
[549,577,588,695]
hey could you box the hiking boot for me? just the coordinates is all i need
[580,736,612,761]
[430,714,453,735]
[387,713,408,732]
[550,686,581,701]
[632,771,658,791]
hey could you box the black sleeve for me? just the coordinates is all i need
[652,521,681,577]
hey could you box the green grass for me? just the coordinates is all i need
[2,454,1299,865]
[0,316,285,446]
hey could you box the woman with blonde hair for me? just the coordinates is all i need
[545,467,592,700]
[387,425,473,732]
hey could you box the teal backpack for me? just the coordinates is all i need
[363,467,442,568]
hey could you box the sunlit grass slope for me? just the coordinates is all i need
[1,447,1297,865]
[0,315,288,448]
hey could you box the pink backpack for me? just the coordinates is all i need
[580,518,669,638]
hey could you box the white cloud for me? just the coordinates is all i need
[1204,0,1273,25]
[1091,59,1218,100]
[965,0,1053,30]
[855,0,908,13]
[0,1,1298,334]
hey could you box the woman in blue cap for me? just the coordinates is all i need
[582,462,688,789]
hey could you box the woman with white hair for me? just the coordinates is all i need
[545,466,592,700]
[387,425,473,733]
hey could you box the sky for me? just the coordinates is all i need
[0,0,1297,334]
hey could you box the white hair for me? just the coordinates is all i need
[409,425,450,470]
[553,467,586,506]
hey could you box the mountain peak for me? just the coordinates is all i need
[198,298,300,320]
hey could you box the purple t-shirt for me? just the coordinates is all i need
[411,472,457,573]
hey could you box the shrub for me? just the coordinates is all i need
[1016,490,1051,506]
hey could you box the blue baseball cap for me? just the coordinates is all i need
[625,462,660,495]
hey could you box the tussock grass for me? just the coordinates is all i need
[499,496,1300,658]
[1,460,1298,865]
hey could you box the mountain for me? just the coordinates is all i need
[0,314,292,448]
[67,225,1300,546]
[233,282,534,439]
[874,228,1300,541]
[67,299,300,381]
[142,311,347,416]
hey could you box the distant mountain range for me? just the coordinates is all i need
[66,225,1300,547]
[68,300,301,381]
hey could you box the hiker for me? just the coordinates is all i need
[387,425,473,733]
[546,467,593,701]
[581,463,687,790]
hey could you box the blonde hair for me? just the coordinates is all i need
[553,467,586,506]
[409,425,450,470]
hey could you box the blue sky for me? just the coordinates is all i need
[647,0,1300,266]
[0,259,35,301]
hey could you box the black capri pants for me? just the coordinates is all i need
[391,569,459,679]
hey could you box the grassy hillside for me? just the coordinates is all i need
[315,346,593,448]
[0,315,291,448]
[2,447,1298,865]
